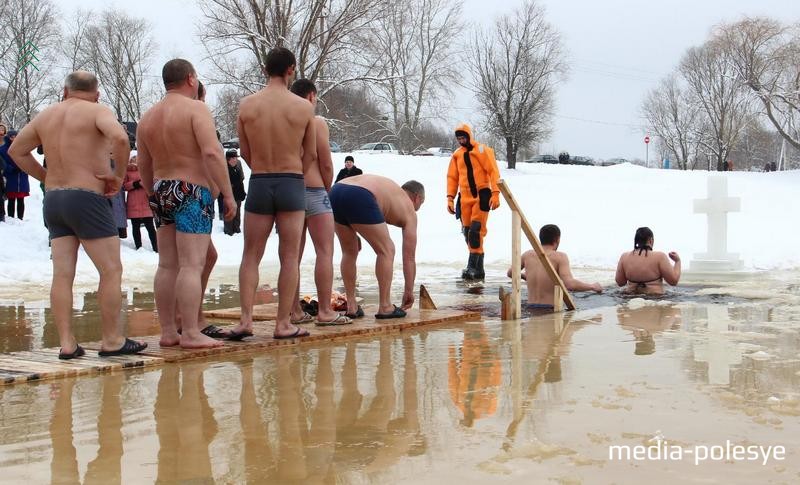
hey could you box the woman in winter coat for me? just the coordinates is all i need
[123,154,157,251]
[1,131,29,220]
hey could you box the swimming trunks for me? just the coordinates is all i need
[526,303,555,316]
[150,180,214,234]
[43,188,117,240]
[329,184,385,226]
[305,187,332,217]
[244,173,305,215]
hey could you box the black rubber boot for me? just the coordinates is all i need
[465,253,485,280]
[461,253,479,279]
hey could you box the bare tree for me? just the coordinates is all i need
[82,9,157,121]
[0,0,60,126]
[641,75,701,170]
[198,0,384,95]
[212,85,249,140]
[468,0,566,168]
[60,9,95,72]
[719,17,800,151]
[368,0,462,152]
[679,39,753,171]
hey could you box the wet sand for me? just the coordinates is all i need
[0,266,798,483]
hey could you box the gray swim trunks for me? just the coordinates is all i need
[43,188,117,240]
[305,187,332,217]
[244,173,305,215]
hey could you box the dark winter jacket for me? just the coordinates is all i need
[227,160,247,201]
[0,132,29,194]
[335,166,363,183]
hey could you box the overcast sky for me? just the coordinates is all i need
[55,0,799,160]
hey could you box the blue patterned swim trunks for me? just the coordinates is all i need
[150,180,214,234]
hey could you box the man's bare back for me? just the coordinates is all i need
[16,99,128,194]
[238,86,316,175]
[520,249,567,305]
[339,174,417,228]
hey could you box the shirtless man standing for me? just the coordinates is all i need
[288,78,351,326]
[615,226,681,295]
[330,175,425,319]
[507,224,602,312]
[137,59,235,349]
[9,71,147,358]
[227,47,317,340]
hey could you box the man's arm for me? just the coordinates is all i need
[236,102,251,167]
[192,103,234,218]
[401,215,418,309]
[315,117,333,190]
[301,106,318,174]
[659,252,681,286]
[615,254,628,287]
[558,253,602,293]
[96,107,130,181]
[335,168,345,183]
[136,124,155,196]
[8,121,46,182]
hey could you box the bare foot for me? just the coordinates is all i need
[160,337,180,347]
[228,321,253,336]
[316,310,341,322]
[180,333,225,349]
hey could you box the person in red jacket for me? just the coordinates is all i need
[123,152,158,252]
[446,124,501,280]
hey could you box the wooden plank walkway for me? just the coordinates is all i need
[0,306,479,386]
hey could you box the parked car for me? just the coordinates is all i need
[600,158,628,166]
[354,142,399,155]
[329,141,342,152]
[523,154,558,164]
[222,137,240,149]
[570,156,595,166]
[411,150,434,156]
[427,147,453,157]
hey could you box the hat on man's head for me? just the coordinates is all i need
[344,155,354,162]
[225,149,238,159]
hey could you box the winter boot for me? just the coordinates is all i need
[461,253,479,279]
[465,253,486,280]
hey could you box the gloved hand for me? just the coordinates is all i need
[132,180,142,189]
[447,197,455,214]
[490,191,500,210]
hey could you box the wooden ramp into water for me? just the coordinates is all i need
[0,306,479,386]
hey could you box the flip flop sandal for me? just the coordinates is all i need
[290,312,314,324]
[375,305,407,320]
[98,338,148,357]
[226,329,254,341]
[316,314,353,326]
[273,327,311,340]
[200,325,229,339]
[344,306,365,319]
[59,345,85,360]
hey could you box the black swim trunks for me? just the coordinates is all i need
[329,183,385,226]
[43,188,117,240]
[245,173,305,215]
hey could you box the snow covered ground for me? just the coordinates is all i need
[1,152,797,291]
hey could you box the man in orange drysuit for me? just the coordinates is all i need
[446,124,500,280]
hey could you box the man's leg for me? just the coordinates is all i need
[7,198,14,219]
[307,213,338,321]
[154,225,180,346]
[50,236,80,353]
[144,218,158,252]
[351,222,396,315]
[335,223,359,315]
[290,223,308,321]
[232,211,272,334]
[131,218,143,249]
[175,232,220,349]
[274,210,306,337]
[17,197,24,220]
[195,241,218,331]
[81,236,134,352]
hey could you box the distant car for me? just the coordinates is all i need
[600,158,628,166]
[411,150,434,156]
[570,156,595,166]
[329,141,342,152]
[354,142,399,155]
[427,147,453,157]
[523,154,558,164]
[222,137,240,149]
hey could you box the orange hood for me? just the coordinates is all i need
[454,123,475,145]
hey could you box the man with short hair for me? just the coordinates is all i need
[288,78,351,326]
[330,175,424,319]
[137,58,236,349]
[227,47,317,340]
[9,71,147,358]
[335,155,362,183]
[507,224,602,312]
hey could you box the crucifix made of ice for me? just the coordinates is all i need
[689,176,744,272]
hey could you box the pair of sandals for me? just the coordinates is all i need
[58,339,148,360]
[292,311,354,327]
[341,304,406,320]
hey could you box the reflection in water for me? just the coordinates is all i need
[617,303,682,355]
[448,325,500,427]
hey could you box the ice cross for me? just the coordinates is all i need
[693,177,740,261]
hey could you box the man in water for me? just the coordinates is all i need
[227,47,317,340]
[615,226,681,295]
[137,59,236,349]
[288,78,352,326]
[507,224,602,312]
[330,175,424,319]
[9,71,147,358]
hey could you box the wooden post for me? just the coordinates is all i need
[553,286,564,313]
[419,285,437,310]
[497,179,577,311]
[499,286,512,320]
[510,211,522,319]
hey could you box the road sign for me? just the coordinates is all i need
[644,135,651,144]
